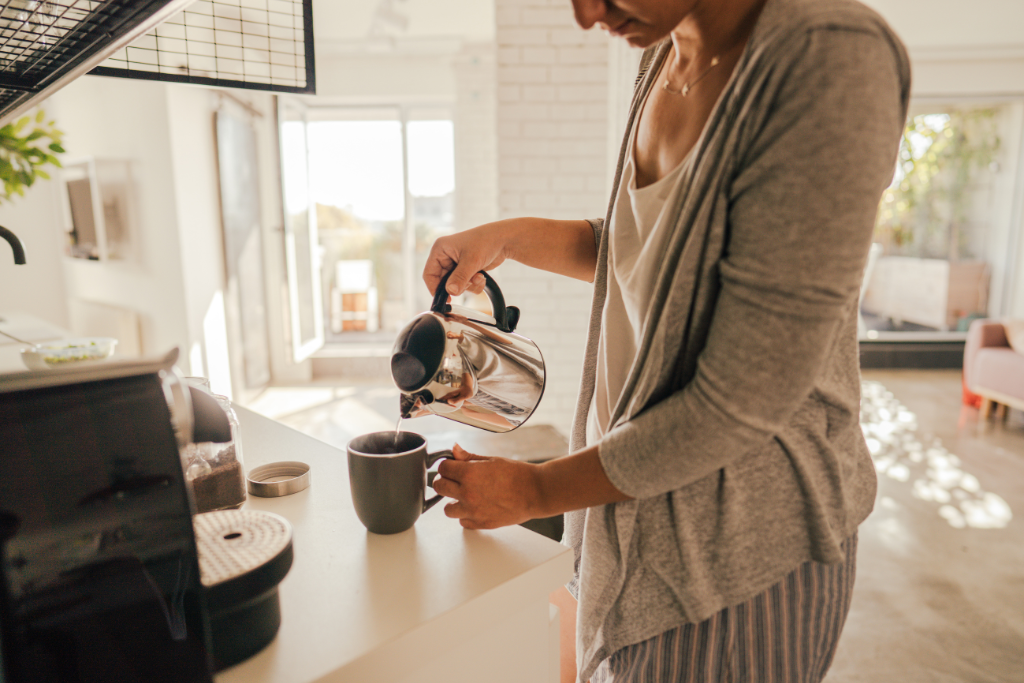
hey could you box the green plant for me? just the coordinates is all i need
[0,108,64,203]
[874,108,1001,261]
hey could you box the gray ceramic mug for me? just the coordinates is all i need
[347,431,453,535]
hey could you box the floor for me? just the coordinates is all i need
[829,370,1023,683]
[242,369,1024,682]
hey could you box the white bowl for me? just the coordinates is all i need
[21,337,118,370]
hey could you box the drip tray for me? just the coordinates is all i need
[194,509,294,670]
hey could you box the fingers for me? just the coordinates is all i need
[423,243,457,296]
[445,260,481,297]
[436,446,483,482]
[423,249,487,298]
[466,273,486,295]
[430,474,461,499]
[443,501,492,529]
[452,443,488,461]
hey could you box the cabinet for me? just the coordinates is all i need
[862,256,989,331]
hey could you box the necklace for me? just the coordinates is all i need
[662,55,720,96]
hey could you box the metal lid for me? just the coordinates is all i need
[247,461,311,498]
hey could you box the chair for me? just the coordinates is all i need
[963,319,1024,419]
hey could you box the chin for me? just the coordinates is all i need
[620,32,661,49]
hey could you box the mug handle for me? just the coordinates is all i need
[423,449,454,513]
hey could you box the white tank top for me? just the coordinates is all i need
[586,106,694,445]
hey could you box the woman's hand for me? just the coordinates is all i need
[432,444,546,529]
[423,217,599,299]
[432,443,631,530]
[424,222,515,298]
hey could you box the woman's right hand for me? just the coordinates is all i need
[423,217,598,298]
[423,220,517,298]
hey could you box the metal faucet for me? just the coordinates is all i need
[0,225,25,264]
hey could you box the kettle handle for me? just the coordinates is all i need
[431,269,520,334]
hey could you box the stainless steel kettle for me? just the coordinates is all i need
[391,270,545,433]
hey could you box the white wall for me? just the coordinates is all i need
[862,0,1024,50]
[314,0,494,43]
[313,50,458,102]
[453,43,499,233]
[0,75,304,394]
[54,78,193,363]
[495,0,610,434]
[165,85,235,394]
[893,0,1024,106]
[0,177,68,328]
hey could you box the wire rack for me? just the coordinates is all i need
[91,0,314,94]
[0,0,178,119]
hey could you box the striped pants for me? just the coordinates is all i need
[591,534,858,683]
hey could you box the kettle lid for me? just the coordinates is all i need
[391,314,445,391]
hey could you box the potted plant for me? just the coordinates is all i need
[0,108,64,203]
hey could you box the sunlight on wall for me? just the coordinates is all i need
[203,290,232,399]
[189,341,205,378]
[861,380,1013,529]
[407,120,455,197]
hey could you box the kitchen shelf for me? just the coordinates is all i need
[0,0,192,124]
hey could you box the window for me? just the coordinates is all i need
[279,103,457,351]
[861,103,1024,338]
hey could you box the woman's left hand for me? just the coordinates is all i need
[432,444,545,529]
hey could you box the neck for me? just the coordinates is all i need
[669,0,768,66]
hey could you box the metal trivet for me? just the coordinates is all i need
[194,508,292,587]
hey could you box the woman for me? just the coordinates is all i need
[426,0,910,680]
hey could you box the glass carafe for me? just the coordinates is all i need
[182,379,246,513]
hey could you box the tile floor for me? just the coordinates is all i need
[241,369,1024,682]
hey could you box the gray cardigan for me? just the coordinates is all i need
[563,0,911,680]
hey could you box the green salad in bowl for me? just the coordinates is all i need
[21,337,118,370]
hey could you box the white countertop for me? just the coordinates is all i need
[218,407,573,682]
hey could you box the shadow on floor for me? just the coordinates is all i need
[827,370,1024,683]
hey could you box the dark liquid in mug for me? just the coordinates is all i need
[369,417,404,454]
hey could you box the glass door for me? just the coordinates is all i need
[278,98,325,361]
[278,101,457,345]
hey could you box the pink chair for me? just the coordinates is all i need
[964,319,1024,419]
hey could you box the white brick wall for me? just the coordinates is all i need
[453,43,499,233]
[495,0,611,435]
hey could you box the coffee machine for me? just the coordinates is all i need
[0,350,235,682]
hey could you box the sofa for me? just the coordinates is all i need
[963,319,1024,418]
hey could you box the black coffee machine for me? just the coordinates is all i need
[0,351,248,683]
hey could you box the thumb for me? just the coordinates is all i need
[446,261,480,297]
[452,443,487,461]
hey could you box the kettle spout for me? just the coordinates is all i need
[399,393,417,419]
[0,226,25,265]
[399,391,433,419]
